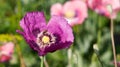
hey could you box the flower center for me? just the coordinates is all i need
[65,11,75,19]
[42,36,50,44]
[36,30,56,48]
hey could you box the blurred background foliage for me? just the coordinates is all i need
[0,0,120,67]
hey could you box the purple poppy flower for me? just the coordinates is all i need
[17,12,74,56]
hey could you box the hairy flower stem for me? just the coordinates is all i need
[110,19,117,67]
[40,56,44,67]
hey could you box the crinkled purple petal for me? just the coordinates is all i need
[38,42,72,56]
[47,16,74,43]
[20,12,46,41]
[16,30,40,52]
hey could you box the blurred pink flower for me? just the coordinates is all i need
[51,0,88,26]
[51,3,62,16]
[70,0,86,1]
[0,42,14,62]
[87,0,120,19]
[112,61,120,67]
[117,62,120,67]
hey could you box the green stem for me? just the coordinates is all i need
[12,35,26,67]
[67,48,72,67]
[110,19,117,67]
[97,15,102,47]
[97,15,103,67]
[97,29,101,47]
[16,43,26,67]
[17,0,22,17]
[94,50,104,67]
[44,57,49,67]
[40,56,44,67]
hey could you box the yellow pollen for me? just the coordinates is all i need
[65,11,75,18]
[42,36,50,44]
